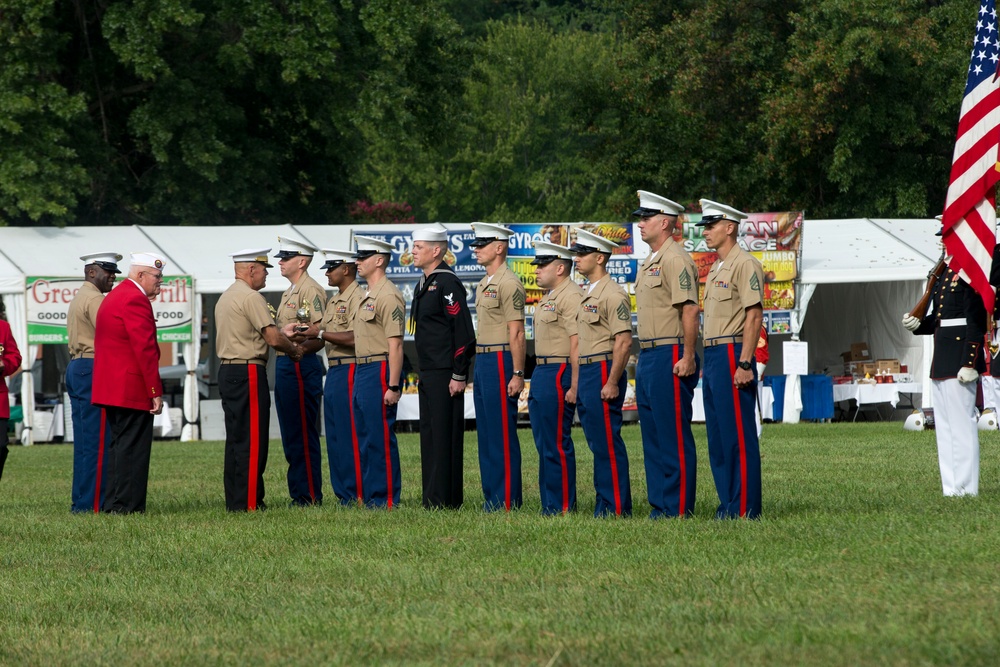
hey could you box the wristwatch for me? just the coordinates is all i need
[737,360,752,371]
[315,329,325,341]
[388,385,401,392]
[513,370,525,378]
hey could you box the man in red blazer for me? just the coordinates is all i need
[0,314,23,482]
[93,252,165,513]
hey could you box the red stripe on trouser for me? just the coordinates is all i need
[379,361,393,510]
[248,364,260,511]
[600,361,623,516]
[93,409,107,513]
[348,364,362,503]
[727,345,748,517]
[498,351,511,511]
[555,364,569,513]
[672,346,686,515]
[294,361,316,501]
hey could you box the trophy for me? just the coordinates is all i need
[295,300,311,332]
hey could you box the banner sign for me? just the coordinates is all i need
[356,229,480,278]
[26,276,194,344]
[359,215,797,341]
[679,211,803,310]
[505,223,633,256]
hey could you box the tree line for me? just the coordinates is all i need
[0,0,977,226]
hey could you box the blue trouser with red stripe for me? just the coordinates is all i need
[352,360,400,509]
[275,353,324,505]
[66,358,110,513]
[528,362,576,515]
[473,350,522,512]
[636,345,698,518]
[324,362,364,505]
[702,343,762,519]
[577,360,632,517]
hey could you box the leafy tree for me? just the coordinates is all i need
[0,1,90,222]
[608,0,798,215]
[367,19,624,223]
[609,0,977,218]
[762,0,975,217]
[0,0,459,226]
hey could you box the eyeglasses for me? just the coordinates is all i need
[143,271,164,282]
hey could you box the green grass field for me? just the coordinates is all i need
[2,423,1000,666]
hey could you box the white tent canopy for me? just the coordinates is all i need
[786,218,941,421]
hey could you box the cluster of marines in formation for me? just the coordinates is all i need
[55,191,767,519]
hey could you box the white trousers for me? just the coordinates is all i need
[981,375,1000,412]
[931,378,980,496]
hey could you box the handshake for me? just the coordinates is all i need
[283,322,318,341]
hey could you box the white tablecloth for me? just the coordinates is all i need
[691,387,773,423]
[397,393,476,421]
[832,382,922,408]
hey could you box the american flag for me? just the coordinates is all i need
[942,0,1000,316]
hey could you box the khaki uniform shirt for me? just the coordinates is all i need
[703,246,765,339]
[276,274,326,356]
[67,281,104,357]
[577,275,632,357]
[475,263,525,346]
[534,278,583,358]
[635,239,699,341]
[215,280,274,361]
[319,280,362,360]
[354,277,405,359]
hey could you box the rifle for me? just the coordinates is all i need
[908,255,947,320]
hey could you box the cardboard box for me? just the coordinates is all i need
[844,361,877,377]
[840,342,872,362]
[876,359,901,374]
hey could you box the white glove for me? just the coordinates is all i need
[957,367,979,384]
[901,313,921,331]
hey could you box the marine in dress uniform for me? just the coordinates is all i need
[352,236,406,509]
[633,191,700,518]
[411,224,476,510]
[273,236,327,506]
[572,228,634,518]
[66,252,120,513]
[698,200,764,519]
[217,248,302,511]
[290,249,364,505]
[528,241,582,515]
[92,252,166,514]
[986,242,1000,411]
[471,223,526,512]
[903,230,986,496]
[0,316,22,483]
